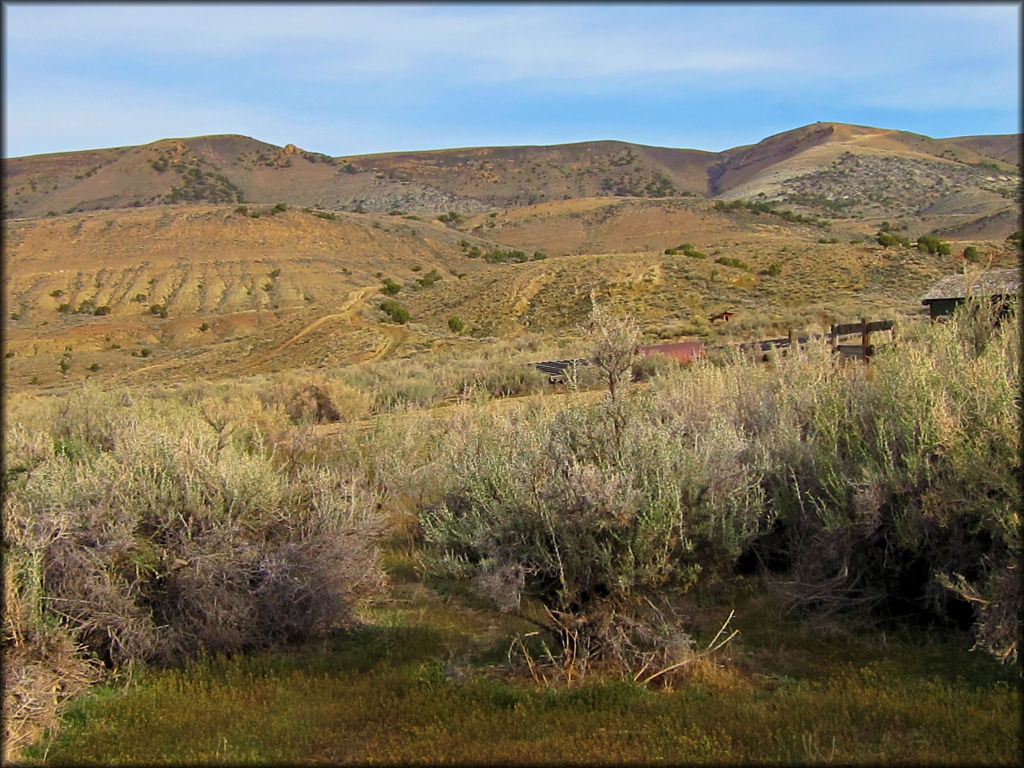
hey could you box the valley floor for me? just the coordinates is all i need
[26,573,1021,765]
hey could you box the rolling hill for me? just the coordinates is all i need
[4,122,1018,223]
[2,122,1020,393]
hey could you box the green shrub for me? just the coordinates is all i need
[630,352,680,382]
[476,363,547,398]
[417,270,441,288]
[963,246,980,262]
[416,305,1020,667]
[419,391,767,674]
[381,278,402,296]
[916,235,952,256]
[447,316,465,334]
[437,211,462,226]
[741,304,1020,662]
[714,256,750,271]
[380,300,410,324]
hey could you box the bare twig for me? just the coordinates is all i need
[640,610,738,685]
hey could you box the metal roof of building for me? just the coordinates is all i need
[921,268,1022,302]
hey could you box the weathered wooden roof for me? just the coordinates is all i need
[921,268,1022,302]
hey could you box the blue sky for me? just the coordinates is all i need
[2,2,1020,158]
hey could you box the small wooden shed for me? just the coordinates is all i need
[920,268,1021,320]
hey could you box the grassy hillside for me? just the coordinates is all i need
[4,190,1019,394]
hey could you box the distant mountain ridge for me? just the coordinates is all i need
[3,122,1019,227]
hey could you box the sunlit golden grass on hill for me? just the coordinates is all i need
[6,197,1017,394]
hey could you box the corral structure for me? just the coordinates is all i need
[920,268,1021,320]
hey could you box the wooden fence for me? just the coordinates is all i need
[730,318,896,361]
[529,319,897,379]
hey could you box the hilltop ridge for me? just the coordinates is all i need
[4,122,1018,223]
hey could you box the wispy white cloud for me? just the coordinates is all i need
[5,4,803,80]
[3,3,1019,157]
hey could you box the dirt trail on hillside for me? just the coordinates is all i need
[363,323,408,362]
[64,284,403,389]
[511,271,552,318]
[238,285,378,371]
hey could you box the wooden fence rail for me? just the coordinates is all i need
[529,319,896,378]
[730,318,895,361]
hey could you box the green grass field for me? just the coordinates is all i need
[26,580,1021,765]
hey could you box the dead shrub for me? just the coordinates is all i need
[3,387,389,684]
[259,371,371,424]
[3,557,101,763]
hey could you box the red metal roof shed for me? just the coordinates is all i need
[638,342,706,364]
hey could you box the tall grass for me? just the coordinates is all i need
[417,301,1020,671]
[3,384,388,760]
[3,300,1018,760]
[333,341,554,412]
